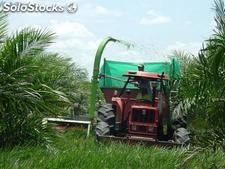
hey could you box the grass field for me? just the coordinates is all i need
[0,128,225,169]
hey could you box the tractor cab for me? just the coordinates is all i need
[122,69,167,102]
[111,66,169,139]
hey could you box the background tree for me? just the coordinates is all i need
[172,0,225,149]
[0,12,88,147]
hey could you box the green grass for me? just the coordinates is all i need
[0,129,225,169]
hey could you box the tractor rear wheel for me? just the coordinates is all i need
[172,116,187,129]
[171,115,190,144]
[174,127,190,144]
[95,103,115,137]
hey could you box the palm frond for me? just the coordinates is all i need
[0,16,88,146]
[172,98,195,120]
[214,0,225,33]
[0,12,7,43]
[0,27,55,74]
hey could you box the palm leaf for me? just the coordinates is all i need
[0,12,7,43]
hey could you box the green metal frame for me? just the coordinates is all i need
[89,36,119,119]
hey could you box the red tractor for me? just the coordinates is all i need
[95,65,190,145]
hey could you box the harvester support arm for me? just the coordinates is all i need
[89,37,118,119]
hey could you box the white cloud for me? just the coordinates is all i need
[166,41,202,55]
[140,10,172,25]
[48,20,99,77]
[50,37,98,51]
[50,20,94,38]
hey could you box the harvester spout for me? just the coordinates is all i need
[89,37,119,119]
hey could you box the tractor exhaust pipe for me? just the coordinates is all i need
[138,64,144,71]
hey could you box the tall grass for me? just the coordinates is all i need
[0,129,224,169]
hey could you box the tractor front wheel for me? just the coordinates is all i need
[95,103,115,138]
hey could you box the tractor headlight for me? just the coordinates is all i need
[148,127,154,132]
[142,109,146,116]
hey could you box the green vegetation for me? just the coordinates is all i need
[0,129,225,169]
[0,12,88,147]
[172,0,225,149]
[0,0,225,168]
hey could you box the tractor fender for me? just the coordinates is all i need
[112,97,124,121]
[112,97,123,112]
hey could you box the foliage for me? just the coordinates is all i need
[32,54,89,116]
[170,51,197,119]
[172,0,225,149]
[0,12,88,147]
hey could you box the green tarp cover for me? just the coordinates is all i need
[99,59,180,89]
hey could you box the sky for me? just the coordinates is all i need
[7,0,215,78]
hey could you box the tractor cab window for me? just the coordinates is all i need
[136,79,153,101]
[151,81,160,90]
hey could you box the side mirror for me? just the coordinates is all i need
[113,90,118,97]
